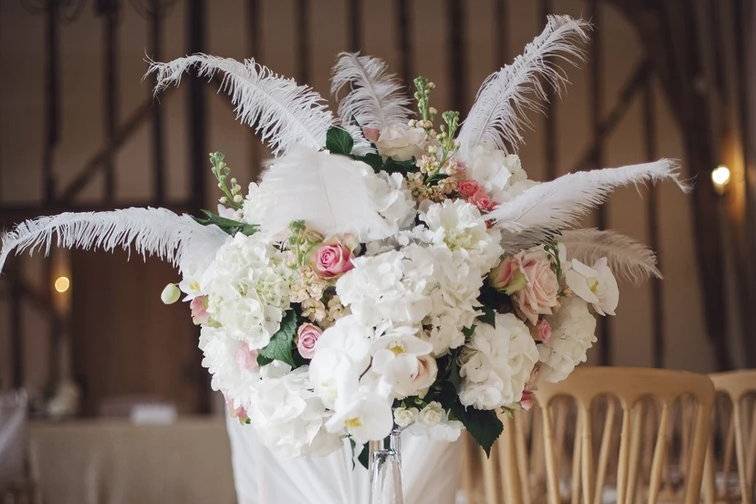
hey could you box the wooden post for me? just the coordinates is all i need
[187,0,207,211]
[347,0,362,52]
[395,0,413,83]
[447,0,466,112]
[149,0,166,203]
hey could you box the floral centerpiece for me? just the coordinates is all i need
[0,15,684,466]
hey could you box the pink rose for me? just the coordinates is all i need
[513,249,560,325]
[470,188,497,213]
[363,127,380,143]
[235,344,258,372]
[534,319,552,343]
[296,323,322,359]
[520,390,535,411]
[457,179,481,198]
[411,354,438,391]
[489,256,525,293]
[190,295,209,325]
[312,239,354,278]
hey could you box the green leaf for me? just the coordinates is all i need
[194,210,258,236]
[451,403,503,457]
[477,306,496,327]
[326,127,354,155]
[257,310,298,367]
[383,157,416,175]
[350,152,383,171]
[357,443,370,470]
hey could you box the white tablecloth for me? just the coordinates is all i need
[29,417,236,504]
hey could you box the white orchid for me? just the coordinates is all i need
[371,326,435,398]
[565,256,619,316]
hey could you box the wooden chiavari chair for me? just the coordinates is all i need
[703,370,756,504]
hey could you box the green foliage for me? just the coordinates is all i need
[326,127,355,155]
[257,310,298,367]
[194,210,258,236]
[209,152,244,210]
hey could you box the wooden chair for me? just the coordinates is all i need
[534,367,714,504]
[703,370,756,504]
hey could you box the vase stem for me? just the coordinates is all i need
[368,429,404,504]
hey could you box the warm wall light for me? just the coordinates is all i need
[54,275,71,293]
[711,165,731,194]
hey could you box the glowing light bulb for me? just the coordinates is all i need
[711,165,731,194]
[54,275,70,293]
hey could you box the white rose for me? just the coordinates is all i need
[375,123,427,161]
[393,406,419,428]
[407,402,464,442]
[539,296,597,382]
[565,257,619,316]
[417,401,445,426]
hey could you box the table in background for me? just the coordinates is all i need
[29,417,236,504]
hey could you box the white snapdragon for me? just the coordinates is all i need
[459,313,538,410]
[202,233,292,350]
[539,296,597,382]
[565,257,619,316]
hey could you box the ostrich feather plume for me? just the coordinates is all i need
[147,54,334,156]
[245,149,396,241]
[456,15,590,159]
[331,52,412,130]
[0,208,228,274]
[489,159,687,235]
[561,228,661,283]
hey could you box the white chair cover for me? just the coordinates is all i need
[0,390,27,490]
[225,415,462,504]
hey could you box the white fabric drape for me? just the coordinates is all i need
[0,391,27,489]
[225,415,463,504]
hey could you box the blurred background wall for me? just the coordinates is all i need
[0,0,753,416]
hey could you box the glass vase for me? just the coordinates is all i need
[368,428,404,504]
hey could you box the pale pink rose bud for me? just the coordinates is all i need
[296,323,322,359]
[470,188,497,213]
[190,295,210,325]
[534,319,552,343]
[235,344,258,372]
[513,249,560,325]
[489,257,527,294]
[457,179,481,198]
[312,239,354,278]
[520,390,535,411]
[363,127,380,142]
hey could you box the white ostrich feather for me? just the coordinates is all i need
[146,54,334,156]
[561,228,661,283]
[0,208,228,275]
[246,148,395,241]
[489,159,688,234]
[456,15,590,160]
[331,52,412,129]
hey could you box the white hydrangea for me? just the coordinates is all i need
[202,233,291,349]
[336,249,433,329]
[420,199,503,273]
[539,296,597,382]
[198,326,260,409]
[459,313,539,410]
[466,144,533,203]
[249,363,341,457]
[370,171,417,231]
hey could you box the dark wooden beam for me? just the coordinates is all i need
[295,0,310,83]
[43,0,59,203]
[247,0,262,180]
[643,74,664,368]
[8,259,23,388]
[541,0,556,180]
[97,0,120,202]
[187,0,207,212]
[447,0,466,112]
[58,98,164,203]
[588,0,610,365]
[493,0,508,68]
[395,0,413,83]
[347,0,362,51]
[149,0,166,202]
